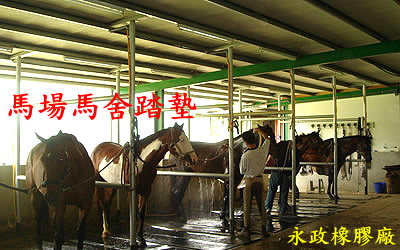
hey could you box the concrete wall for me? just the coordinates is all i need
[294,93,400,194]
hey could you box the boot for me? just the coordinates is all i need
[261,225,269,238]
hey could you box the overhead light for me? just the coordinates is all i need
[178,24,230,42]
[135,11,177,24]
[64,56,121,68]
[151,69,192,78]
[319,65,345,76]
[0,46,13,53]
[66,0,125,15]
[258,47,297,60]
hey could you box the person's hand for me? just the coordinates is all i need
[253,127,261,133]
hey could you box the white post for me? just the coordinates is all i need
[362,84,368,195]
[116,69,121,212]
[277,93,281,142]
[187,86,191,139]
[227,47,235,233]
[15,56,21,233]
[239,89,243,134]
[332,76,338,204]
[128,21,137,248]
[289,69,297,215]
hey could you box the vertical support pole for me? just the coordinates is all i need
[110,89,113,141]
[239,89,243,134]
[128,21,137,249]
[15,56,21,234]
[289,69,297,215]
[277,93,281,142]
[115,69,121,213]
[154,90,164,132]
[227,47,235,233]
[362,84,368,195]
[187,86,191,139]
[332,76,338,204]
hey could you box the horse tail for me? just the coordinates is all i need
[43,202,50,229]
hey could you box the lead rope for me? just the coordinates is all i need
[63,143,130,193]
[126,27,140,191]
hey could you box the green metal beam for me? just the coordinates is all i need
[268,85,400,106]
[121,39,400,94]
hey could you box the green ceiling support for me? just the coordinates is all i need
[121,39,400,94]
[268,85,400,106]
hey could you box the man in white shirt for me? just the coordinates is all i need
[238,128,270,238]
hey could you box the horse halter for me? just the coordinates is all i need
[168,127,195,162]
[39,150,71,191]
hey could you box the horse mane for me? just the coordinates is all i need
[138,128,169,147]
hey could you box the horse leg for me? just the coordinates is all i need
[220,182,229,228]
[327,174,334,200]
[77,201,92,250]
[101,188,115,238]
[137,195,147,247]
[31,191,48,249]
[171,176,191,222]
[51,204,66,250]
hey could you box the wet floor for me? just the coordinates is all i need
[1,193,396,249]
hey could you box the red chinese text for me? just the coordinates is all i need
[8,93,33,120]
[168,92,196,119]
[104,93,132,120]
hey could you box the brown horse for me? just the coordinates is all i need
[168,132,248,226]
[302,135,372,200]
[25,131,95,250]
[168,125,321,226]
[261,124,324,196]
[91,123,197,247]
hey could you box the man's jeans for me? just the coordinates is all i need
[264,171,290,215]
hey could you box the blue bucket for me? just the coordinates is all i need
[374,182,386,194]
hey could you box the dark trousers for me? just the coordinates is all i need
[264,171,290,215]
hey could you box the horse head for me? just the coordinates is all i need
[168,123,198,165]
[296,130,324,154]
[35,132,74,204]
[357,136,372,165]
[257,124,276,141]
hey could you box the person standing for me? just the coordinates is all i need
[264,140,292,217]
[238,128,270,238]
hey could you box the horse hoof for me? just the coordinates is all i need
[102,231,112,238]
[137,237,147,248]
[221,220,229,229]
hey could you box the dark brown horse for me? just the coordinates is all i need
[91,123,197,247]
[261,124,323,196]
[168,132,247,226]
[26,131,95,250]
[168,125,321,226]
[302,135,372,200]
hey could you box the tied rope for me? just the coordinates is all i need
[0,143,131,194]
[63,142,130,192]
[126,27,140,190]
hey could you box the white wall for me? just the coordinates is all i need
[294,93,400,194]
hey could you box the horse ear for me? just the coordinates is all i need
[35,132,46,142]
[257,124,262,129]
[179,123,184,130]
